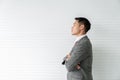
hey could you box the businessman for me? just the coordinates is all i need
[62,17,93,80]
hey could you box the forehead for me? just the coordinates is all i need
[74,20,79,24]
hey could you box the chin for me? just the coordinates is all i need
[71,31,77,35]
[71,33,75,35]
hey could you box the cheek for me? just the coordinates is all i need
[73,27,79,32]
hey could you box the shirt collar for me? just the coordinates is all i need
[74,34,86,44]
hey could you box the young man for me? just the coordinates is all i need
[62,17,93,80]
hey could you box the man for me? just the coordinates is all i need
[62,17,93,80]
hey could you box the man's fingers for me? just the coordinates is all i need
[67,54,71,58]
[77,65,80,69]
[76,65,80,69]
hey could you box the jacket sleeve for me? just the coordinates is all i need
[62,55,67,65]
[65,41,90,72]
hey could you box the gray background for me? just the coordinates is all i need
[0,0,120,80]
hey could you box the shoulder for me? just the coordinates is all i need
[78,36,90,43]
[77,36,92,47]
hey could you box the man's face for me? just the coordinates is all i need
[71,20,81,35]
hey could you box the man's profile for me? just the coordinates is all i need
[62,17,93,80]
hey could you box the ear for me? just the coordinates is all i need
[80,24,85,30]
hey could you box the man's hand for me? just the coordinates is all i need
[65,53,81,70]
[66,54,71,61]
[76,63,80,70]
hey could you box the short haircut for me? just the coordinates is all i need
[75,17,91,33]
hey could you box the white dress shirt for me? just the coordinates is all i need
[74,34,86,44]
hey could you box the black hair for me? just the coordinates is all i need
[75,17,91,33]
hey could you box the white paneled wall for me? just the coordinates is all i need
[0,0,120,80]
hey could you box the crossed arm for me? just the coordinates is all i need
[65,54,81,70]
[64,41,90,72]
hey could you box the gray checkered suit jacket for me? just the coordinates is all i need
[62,36,93,80]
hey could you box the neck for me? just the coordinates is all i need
[76,32,86,37]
